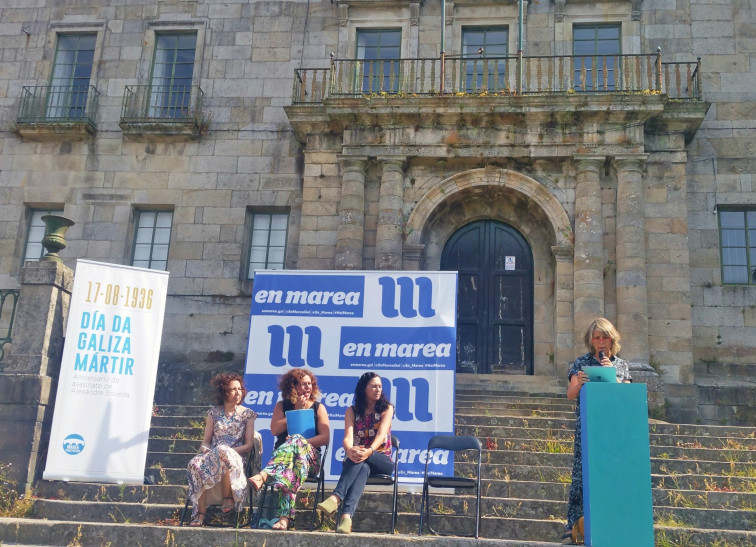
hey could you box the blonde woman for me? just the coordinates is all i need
[563,318,631,543]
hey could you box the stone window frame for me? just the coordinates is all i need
[336,2,417,59]
[130,208,174,272]
[242,209,290,282]
[21,206,65,267]
[448,3,519,59]
[717,207,756,286]
[137,19,207,91]
[42,22,106,87]
[554,1,641,58]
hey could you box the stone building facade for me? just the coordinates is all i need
[0,0,753,423]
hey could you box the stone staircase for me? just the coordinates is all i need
[1,388,755,546]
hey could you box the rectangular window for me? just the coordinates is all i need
[357,29,401,93]
[149,32,197,118]
[132,210,173,271]
[247,212,288,279]
[462,26,508,92]
[573,24,620,91]
[23,209,64,263]
[48,33,96,118]
[719,208,756,285]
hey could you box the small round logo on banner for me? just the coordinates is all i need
[63,434,85,455]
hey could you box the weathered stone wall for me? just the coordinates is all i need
[684,1,756,368]
[0,1,751,421]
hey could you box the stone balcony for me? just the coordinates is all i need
[15,85,99,141]
[119,84,206,141]
[286,53,707,159]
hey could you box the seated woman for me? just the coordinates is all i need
[316,371,394,534]
[248,368,330,530]
[186,372,256,526]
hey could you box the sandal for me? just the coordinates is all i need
[272,516,290,530]
[221,497,234,514]
[189,512,205,526]
[248,473,266,491]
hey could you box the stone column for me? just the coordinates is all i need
[552,245,574,380]
[572,155,605,352]
[335,157,368,270]
[614,154,650,364]
[614,154,664,406]
[0,261,72,492]
[376,157,406,270]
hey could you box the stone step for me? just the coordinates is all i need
[33,476,755,514]
[651,473,756,493]
[456,413,756,437]
[0,518,551,546]
[35,481,186,505]
[455,400,571,410]
[454,423,756,450]
[30,489,756,536]
[142,446,756,476]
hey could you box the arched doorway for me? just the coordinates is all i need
[441,220,534,374]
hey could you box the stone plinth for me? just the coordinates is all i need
[0,261,72,492]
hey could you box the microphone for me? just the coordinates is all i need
[598,351,605,361]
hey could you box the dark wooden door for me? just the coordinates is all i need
[441,220,534,374]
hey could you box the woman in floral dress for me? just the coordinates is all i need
[563,318,631,543]
[247,368,330,530]
[186,372,256,526]
[316,372,394,534]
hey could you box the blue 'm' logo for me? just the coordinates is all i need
[63,434,85,455]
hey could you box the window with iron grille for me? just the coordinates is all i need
[23,209,64,263]
[356,29,401,93]
[572,24,621,91]
[48,34,96,118]
[149,33,197,118]
[718,208,756,285]
[132,210,173,271]
[462,26,508,92]
[247,212,288,279]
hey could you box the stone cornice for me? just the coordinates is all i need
[335,0,423,26]
[554,0,642,22]
[285,94,706,158]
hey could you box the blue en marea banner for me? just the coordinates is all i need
[44,260,169,484]
[243,271,457,483]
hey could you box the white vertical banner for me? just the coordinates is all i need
[44,259,169,484]
[243,270,457,483]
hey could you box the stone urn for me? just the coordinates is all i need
[40,214,75,263]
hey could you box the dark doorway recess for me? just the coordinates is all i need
[441,220,534,374]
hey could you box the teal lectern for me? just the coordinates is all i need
[580,383,654,547]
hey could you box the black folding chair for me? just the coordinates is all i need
[417,435,482,539]
[180,431,262,528]
[364,433,401,533]
[254,443,328,531]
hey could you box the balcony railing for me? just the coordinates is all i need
[0,289,19,365]
[17,85,99,128]
[121,85,204,123]
[293,53,702,104]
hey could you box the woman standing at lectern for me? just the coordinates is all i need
[563,318,631,544]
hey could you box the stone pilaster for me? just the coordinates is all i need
[402,244,425,271]
[375,157,405,271]
[335,157,368,270]
[0,261,72,492]
[552,245,574,381]
[572,155,605,353]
